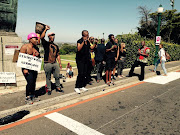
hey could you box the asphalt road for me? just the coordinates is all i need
[1,77,180,135]
[0,61,179,112]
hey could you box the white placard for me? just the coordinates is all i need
[5,45,19,55]
[156,36,161,44]
[0,72,16,83]
[17,53,42,72]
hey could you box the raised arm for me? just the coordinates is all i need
[40,25,50,39]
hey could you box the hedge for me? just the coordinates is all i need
[116,33,180,68]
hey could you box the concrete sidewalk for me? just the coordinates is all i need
[0,61,179,118]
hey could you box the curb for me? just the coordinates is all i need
[0,64,179,118]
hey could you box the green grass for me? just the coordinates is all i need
[60,54,76,61]
[41,54,77,70]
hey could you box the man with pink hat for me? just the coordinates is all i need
[20,32,40,104]
[41,25,62,95]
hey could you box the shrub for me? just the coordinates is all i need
[116,33,180,68]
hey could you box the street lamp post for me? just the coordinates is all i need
[154,4,164,64]
[103,33,104,39]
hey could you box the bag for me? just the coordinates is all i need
[12,50,20,62]
[165,51,170,60]
[138,47,150,60]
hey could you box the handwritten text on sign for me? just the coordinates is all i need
[17,53,42,72]
[0,72,16,83]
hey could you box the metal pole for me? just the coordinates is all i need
[154,12,162,64]
[1,37,4,72]
[1,37,6,88]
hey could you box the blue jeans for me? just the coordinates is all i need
[154,59,167,75]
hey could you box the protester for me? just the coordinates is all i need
[105,34,117,86]
[74,30,96,94]
[41,25,62,95]
[127,41,150,81]
[112,38,119,80]
[117,42,126,78]
[95,38,106,83]
[153,44,167,76]
[20,32,40,104]
[87,37,98,85]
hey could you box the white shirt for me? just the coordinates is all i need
[158,48,166,61]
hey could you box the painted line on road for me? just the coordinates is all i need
[0,81,144,131]
[144,72,180,84]
[45,112,104,135]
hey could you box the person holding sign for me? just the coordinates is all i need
[20,33,40,104]
[41,25,62,95]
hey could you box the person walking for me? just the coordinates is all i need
[105,34,117,86]
[20,33,40,104]
[153,44,167,76]
[95,38,106,83]
[127,41,150,81]
[74,30,96,94]
[41,25,62,95]
[117,42,126,78]
[112,38,119,80]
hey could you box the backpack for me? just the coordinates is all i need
[165,51,170,60]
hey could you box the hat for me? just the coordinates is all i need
[27,32,39,40]
[48,32,55,37]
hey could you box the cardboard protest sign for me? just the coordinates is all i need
[17,53,42,72]
[0,72,16,83]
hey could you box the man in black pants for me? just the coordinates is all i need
[74,30,96,94]
[127,41,150,81]
[20,33,40,104]
[95,38,106,83]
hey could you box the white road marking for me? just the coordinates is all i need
[45,112,104,135]
[144,72,180,84]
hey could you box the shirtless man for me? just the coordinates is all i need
[20,32,40,104]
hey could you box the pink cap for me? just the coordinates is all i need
[48,32,55,37]
[27,32,39,40]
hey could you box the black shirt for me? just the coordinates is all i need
[76,38,91,63]
[119,50,126,58]
[105,41,116,59]
[41,38,59,63]
[95,44,106,62]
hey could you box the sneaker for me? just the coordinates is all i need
[74,88,81,94]
[88,82,92,85]
[48,90,52,95]
[112,76,116,80]
[56,87,63,92]
[106,82,110,86]
[110,81,115,85]
[25,97,33,105]
[80,87,88,92]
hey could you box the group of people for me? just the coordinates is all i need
[74,30,127,94]
[20,25,62,104]
[19,27,168,103]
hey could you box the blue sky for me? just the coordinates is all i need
[16,0,180,43]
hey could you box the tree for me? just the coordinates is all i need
[138,7,180,44]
